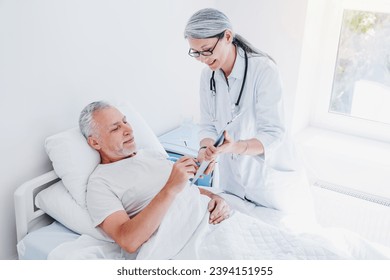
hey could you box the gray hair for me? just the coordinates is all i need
[184,8,232,39]
[184,8,275,62]
[79,101,112,138]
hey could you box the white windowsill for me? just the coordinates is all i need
[294,126,390,199]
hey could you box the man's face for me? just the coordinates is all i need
[88,107,136,163]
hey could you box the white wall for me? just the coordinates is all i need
[0,0,213,260]
[0,0,309,259]
[216,0,309,129]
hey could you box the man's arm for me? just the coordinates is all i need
[100,156,197,253]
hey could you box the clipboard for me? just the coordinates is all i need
[190,112,243,185]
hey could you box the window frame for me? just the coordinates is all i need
[306,0,390,142]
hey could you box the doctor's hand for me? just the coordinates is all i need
[216,130,235,154]
[198,131,235,175]
[197,147,216,175]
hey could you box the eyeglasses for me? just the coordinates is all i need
[188,36,222,58]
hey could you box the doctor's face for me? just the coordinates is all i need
[88,107,136,164]
[188,32,232,71]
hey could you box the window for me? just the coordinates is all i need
[301,0,390,142]
[330,10,390,125]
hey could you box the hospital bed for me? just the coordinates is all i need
[14,105,390,260]
[14,169,288,260]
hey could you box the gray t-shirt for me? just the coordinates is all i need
[87,149,173,227]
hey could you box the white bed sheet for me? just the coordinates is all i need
[47,187,390,260]
[17,221,79,260]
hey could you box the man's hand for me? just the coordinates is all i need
[199,188,231,224]
[207,193,231,224]
[165,156,198,193]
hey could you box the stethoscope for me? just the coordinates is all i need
[209,48,248,121]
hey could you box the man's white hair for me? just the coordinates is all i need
[79,101,112,138]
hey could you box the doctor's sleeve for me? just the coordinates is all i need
[198,69,218,141]
[254,61,286,160]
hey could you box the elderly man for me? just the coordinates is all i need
[79,101,230,254]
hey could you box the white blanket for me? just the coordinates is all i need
[49,186,390,260]
[137,186,348,260]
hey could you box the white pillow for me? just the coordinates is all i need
[35,180,111,241]
[45,128,99,208]
[45,103,167,208]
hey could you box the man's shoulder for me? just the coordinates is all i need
[87,161,120,185]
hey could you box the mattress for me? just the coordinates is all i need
[17,221,79,260]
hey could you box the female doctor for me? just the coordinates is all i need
[184,8,312,215]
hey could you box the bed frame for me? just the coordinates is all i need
[14,170,60,243]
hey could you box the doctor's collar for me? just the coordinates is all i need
[215,46,246,80]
